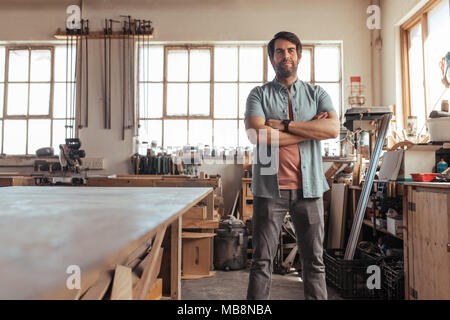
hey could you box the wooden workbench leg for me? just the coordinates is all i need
[170,216,182,300]
[205,192,215,271]
[206,192,214,220]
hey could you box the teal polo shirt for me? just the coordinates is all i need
[244,77,335,199]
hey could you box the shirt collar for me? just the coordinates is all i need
[272,77,301,93]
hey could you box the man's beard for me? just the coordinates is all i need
[274,60,298,78]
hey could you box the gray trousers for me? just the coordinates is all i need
[247,189,327,300]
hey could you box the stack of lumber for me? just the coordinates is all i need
[81,235,164,300]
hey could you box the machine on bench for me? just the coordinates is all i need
[33,138,87,185]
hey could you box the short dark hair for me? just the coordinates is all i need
[268,31,302,58]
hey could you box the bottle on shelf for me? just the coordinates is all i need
[437,158,448,174]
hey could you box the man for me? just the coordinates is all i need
[245,31,340,300]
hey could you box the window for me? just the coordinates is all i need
[401,0,450,132]
[0,44,76,155]
[138,43,342,153]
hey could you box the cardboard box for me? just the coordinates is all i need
[381,145,441,181]
[387,216,403,235]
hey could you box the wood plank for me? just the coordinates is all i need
[110,265,133,300]
[146,278,163,300]
[182,219,219,229]
[80,269,114,300]
[170,217,182,300]
[327,183,348,249]
[182,232,216,239]
[125,242,151,267]
[133,226,166,300]
[183,206,207,220]
[0,177,35,187]
[205,191,214,220]
[54,30,155,40]
[181,271,216,280]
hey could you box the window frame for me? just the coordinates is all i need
[400,0,445,129]
[0,44,76,156]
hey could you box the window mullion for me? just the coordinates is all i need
[311,46,315,85]
[49,47,55,147]
[162,46,168,148]
[187,48,190,119]
[26,48,31,154]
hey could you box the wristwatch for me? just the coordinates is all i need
[282,119,291,132]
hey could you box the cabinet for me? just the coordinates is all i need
[403,182,450,300]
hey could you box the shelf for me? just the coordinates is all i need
[363,219,403,240]
[54,30,154,40]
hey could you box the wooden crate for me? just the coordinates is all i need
[181,232,216,279]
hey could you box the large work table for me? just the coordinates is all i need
[0,186,213,300]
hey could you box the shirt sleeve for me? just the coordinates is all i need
[245,86,266,119]
[316,85,336,114]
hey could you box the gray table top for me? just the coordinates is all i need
[0,186,212,299]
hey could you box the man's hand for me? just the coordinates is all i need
[265,119,284,131]
[313,112,329,120]
[265,112,328,131]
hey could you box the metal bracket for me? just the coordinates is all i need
[344,107,393,260]
[408,202,416,212]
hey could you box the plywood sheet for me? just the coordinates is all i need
[327,183,348,249]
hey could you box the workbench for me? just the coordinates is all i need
[86,175,220,277]
[0,186,213,300]
[402,182,450,300]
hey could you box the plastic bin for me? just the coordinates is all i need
[324,249,383,299]
[381,258,404,300]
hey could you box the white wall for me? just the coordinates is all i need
[0,0,374,174]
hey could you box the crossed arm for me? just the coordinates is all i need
[245,111,340,146]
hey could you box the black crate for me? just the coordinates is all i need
[381,258,404,300]
[324,249,383,299]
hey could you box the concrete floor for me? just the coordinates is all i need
[181,267,343,300]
